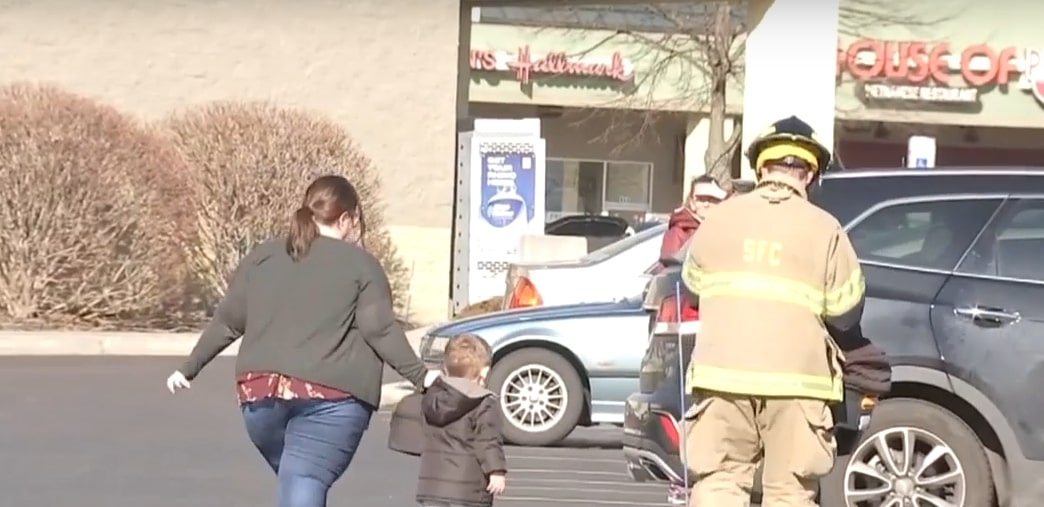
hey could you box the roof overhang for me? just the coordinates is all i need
[467,0,704,5]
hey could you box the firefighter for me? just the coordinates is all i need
[680,116,865,507]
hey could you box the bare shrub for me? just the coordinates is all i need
[165,102,410,317]
[455,297,505,319]
[0,83,189,327]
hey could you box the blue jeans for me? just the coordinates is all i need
[242,397,372,507]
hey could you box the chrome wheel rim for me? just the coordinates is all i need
[845,426,965,507]
[499,364,567,433]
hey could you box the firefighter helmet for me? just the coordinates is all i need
[746,116,832,176]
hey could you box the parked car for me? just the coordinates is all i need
[502,223,665,310]
[624,167,1044,507]
[544,214,631,247]
[629,219,669,234]
[419,298,650,446]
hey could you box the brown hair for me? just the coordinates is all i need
[690,174,733,196]
[443,333,492,378]
[286,175,367,261]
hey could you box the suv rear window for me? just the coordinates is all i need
[848,198,1002,271]
[958,200,1044,281]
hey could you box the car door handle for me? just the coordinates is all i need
[953,306,1021,325]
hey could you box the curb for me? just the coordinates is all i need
[0,329,434,408]
[0,331,218,356]
[0,327,436,410]
[0,326,434,356]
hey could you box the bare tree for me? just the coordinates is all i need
[508,1,958,183]
[528,2,745,186]
[692,3,744,185]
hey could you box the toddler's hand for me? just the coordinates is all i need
[486,473,506,495]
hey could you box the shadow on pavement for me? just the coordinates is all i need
[549,428,624,450]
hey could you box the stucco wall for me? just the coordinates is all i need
[1,0,460,324]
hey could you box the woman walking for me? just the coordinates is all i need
[166,175,438,507]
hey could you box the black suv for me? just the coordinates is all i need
[623,168,1044,507]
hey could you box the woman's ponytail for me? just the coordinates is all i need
[286,206,318,261]
[289,175,363,260]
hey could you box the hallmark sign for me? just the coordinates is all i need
[470,46,635,85]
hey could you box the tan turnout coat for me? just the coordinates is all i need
[681,178,865,402]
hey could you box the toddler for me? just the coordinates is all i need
[390,333,507,507]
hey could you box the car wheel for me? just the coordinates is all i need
[488,348,585,446]
[831,398,994,507]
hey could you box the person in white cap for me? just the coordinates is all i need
[656,175,730,272]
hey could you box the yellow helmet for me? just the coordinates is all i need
[746,116,832,178]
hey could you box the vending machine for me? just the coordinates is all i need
[451,119,546,314]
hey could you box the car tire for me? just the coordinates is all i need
[822,397,994,507]
[488,348,585,446]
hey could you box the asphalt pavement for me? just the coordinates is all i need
[1,357,672,507]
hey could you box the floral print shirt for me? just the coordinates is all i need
[235,372,351,405]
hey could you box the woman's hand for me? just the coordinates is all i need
[423,370,441,388]
[166,371,191,394]
[487,473,506,495]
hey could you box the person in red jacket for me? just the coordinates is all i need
[659,178,729,504]
[657,175,729,271]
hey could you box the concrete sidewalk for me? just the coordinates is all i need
[0,326,435,409]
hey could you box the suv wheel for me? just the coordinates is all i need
[839,398,994,507]
[488,348,584,446]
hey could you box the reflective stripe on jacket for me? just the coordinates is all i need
[681,182,865,402]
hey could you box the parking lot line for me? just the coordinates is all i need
[512,485,664,494]
[498,496,665,506]
[510,468,630,477]
[507,455,624,463]
[511,477,663,488]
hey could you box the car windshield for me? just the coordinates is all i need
[582,223,666,263]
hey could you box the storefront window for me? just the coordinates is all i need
[545,159,565,214]
[545,158,653,223]
[605,162,651,207]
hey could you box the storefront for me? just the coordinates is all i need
[472,0,1044,192]
[467,21,739,223]
[831,0,1044,167]
[834,38,1044,165]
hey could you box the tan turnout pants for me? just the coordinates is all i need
[683,392,836,507]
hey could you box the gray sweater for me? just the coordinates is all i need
[178,237,427,408]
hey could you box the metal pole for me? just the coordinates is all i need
[674,281,690,504]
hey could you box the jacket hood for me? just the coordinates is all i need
[668,207,700,231]
[422,376,494,427]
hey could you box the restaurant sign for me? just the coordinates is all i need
[470,46,635,85]
[838,39,1044,106]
